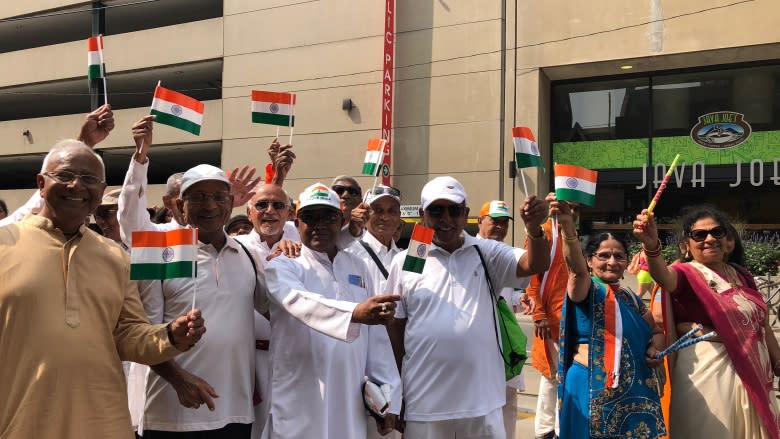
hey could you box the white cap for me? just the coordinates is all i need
[420,176,466,210]
[366,185,401,206]
[297,182,343,212]
[180,164,231,195]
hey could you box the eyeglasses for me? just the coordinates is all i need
[298,211,341,226]
[331,185,361,197]
[368,186,401,198]
[425,204,465,218]
[184,191,231,204]
[688,226,727,242]
[43,170,104,186]
[95,208,117,219]
[254,200,288,211]
[593,252,628,262]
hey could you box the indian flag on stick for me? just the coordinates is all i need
[513,127,543,169]
[554,164,598,207]
[87,35,106,80]
[252,90,296,127]
[403,224,434,274]
[151,84,204,135]
[361,139,387,176]
[130,229,198,280]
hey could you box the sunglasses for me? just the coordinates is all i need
[331,185,361,197]
[368,186,401,198]
[254,200,288,211]
[688,226,727,242]
[298,211,341,226]
[425,204,465,218]
[592,252,628,262]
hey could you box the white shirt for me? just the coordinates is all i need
[264,246,401,439]
[386,232,528,421]
[139,234,268,432]
[118,158,181,247]
[359,231,400,294]
[234,224,300,438]
[0,191,42,227]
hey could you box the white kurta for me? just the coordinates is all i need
[235,225,300,439]
[264,246,401,439]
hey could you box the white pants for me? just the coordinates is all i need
[534,374,559,437]
[405,407,506,439]
[502,387,517,439]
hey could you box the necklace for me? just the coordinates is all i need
[718,264,742,288]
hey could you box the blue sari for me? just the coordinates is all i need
[557,279,666,438]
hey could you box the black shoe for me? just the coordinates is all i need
[536,432,557,439]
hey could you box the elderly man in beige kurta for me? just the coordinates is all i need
[0,139,205,439]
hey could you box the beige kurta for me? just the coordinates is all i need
[0,215,180,439]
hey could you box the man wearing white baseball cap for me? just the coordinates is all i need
[264,183,402,439]
[140,164,269,439]
[386,176,550,439]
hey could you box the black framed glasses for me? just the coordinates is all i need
[592,251,628,262]
[425,204,465,218]
[688,226,727,242]
[184,191,231,204]
[331,185,361,197]
[298,211,341,226]
[367,186,401,198]
[254,200,288,211]
[43,170,104,186]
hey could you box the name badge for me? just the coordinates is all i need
[348,274,365,288]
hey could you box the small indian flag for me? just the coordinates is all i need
[252,90,296,127]
[554,164,598,207]
[150,85,204,135]
[130,229,198,280]
[513,127,543,169]
[361,139,387,176]
[87,35,106,80]
[403,224,434,274]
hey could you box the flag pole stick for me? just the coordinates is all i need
[276,126,279,141]
[190,228,198,312]
[519,169,529,196]
[288,98,295,145]
[98,35,108,106]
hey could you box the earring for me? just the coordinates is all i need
[685,250,691,259]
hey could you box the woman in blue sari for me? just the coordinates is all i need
[551,199,666,438]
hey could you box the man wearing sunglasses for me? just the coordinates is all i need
[331,175,369,245]
[264,183,402,439]
[385,176,550,439]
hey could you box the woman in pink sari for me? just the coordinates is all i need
[634,205,780,438]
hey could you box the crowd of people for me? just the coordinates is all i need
[0,105,779,439]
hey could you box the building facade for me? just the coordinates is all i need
[0,1,778,244]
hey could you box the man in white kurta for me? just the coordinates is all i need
[264,183,402,439]
[386,177,550,439]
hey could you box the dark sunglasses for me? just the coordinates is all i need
[331,185,361,197]
[298,211,341,226]
[254,200,288,211]
[688,226,727,242]
[425,204,465,218]
[367,186,401,198]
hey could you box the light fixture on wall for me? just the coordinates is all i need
[22,129,32,143]
[342,98,354,112]
[620,65,634,70]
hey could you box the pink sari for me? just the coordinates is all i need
[676,262,780,439]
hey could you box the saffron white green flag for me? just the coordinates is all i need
[512,127,543,169]
[554,164,598,207]
[150,84,204,135]
[130,229,198,280]
[87,35,106,80]
[402,224,434,273]
[361,139,387,176]
[252,90,296,127]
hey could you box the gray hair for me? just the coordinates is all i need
[41,139,105,179]
[331,175,361,189]
[165,172,184,197]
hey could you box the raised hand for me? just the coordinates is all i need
[228,166,261,208]
[520,194,548,229]
[77,104,115,147]
[272,143,296,185]
[131,115,155,163]
[633,209,659,247]
[349,202,369,237]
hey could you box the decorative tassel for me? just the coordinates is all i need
[264,163,275,184]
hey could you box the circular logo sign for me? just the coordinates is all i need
[382,164,390,177]
[690,111,751,149]
[162,247,175,262]
[171,104,183,116]
[269,103,280,114]
[565,177,579,189]
[416,244,427,258]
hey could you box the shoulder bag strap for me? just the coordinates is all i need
[360,240,389,279]
[234,239,259,292]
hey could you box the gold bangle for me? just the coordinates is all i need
[642,239,663,257]
[561,230,579,242]
[526,227,545,240]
